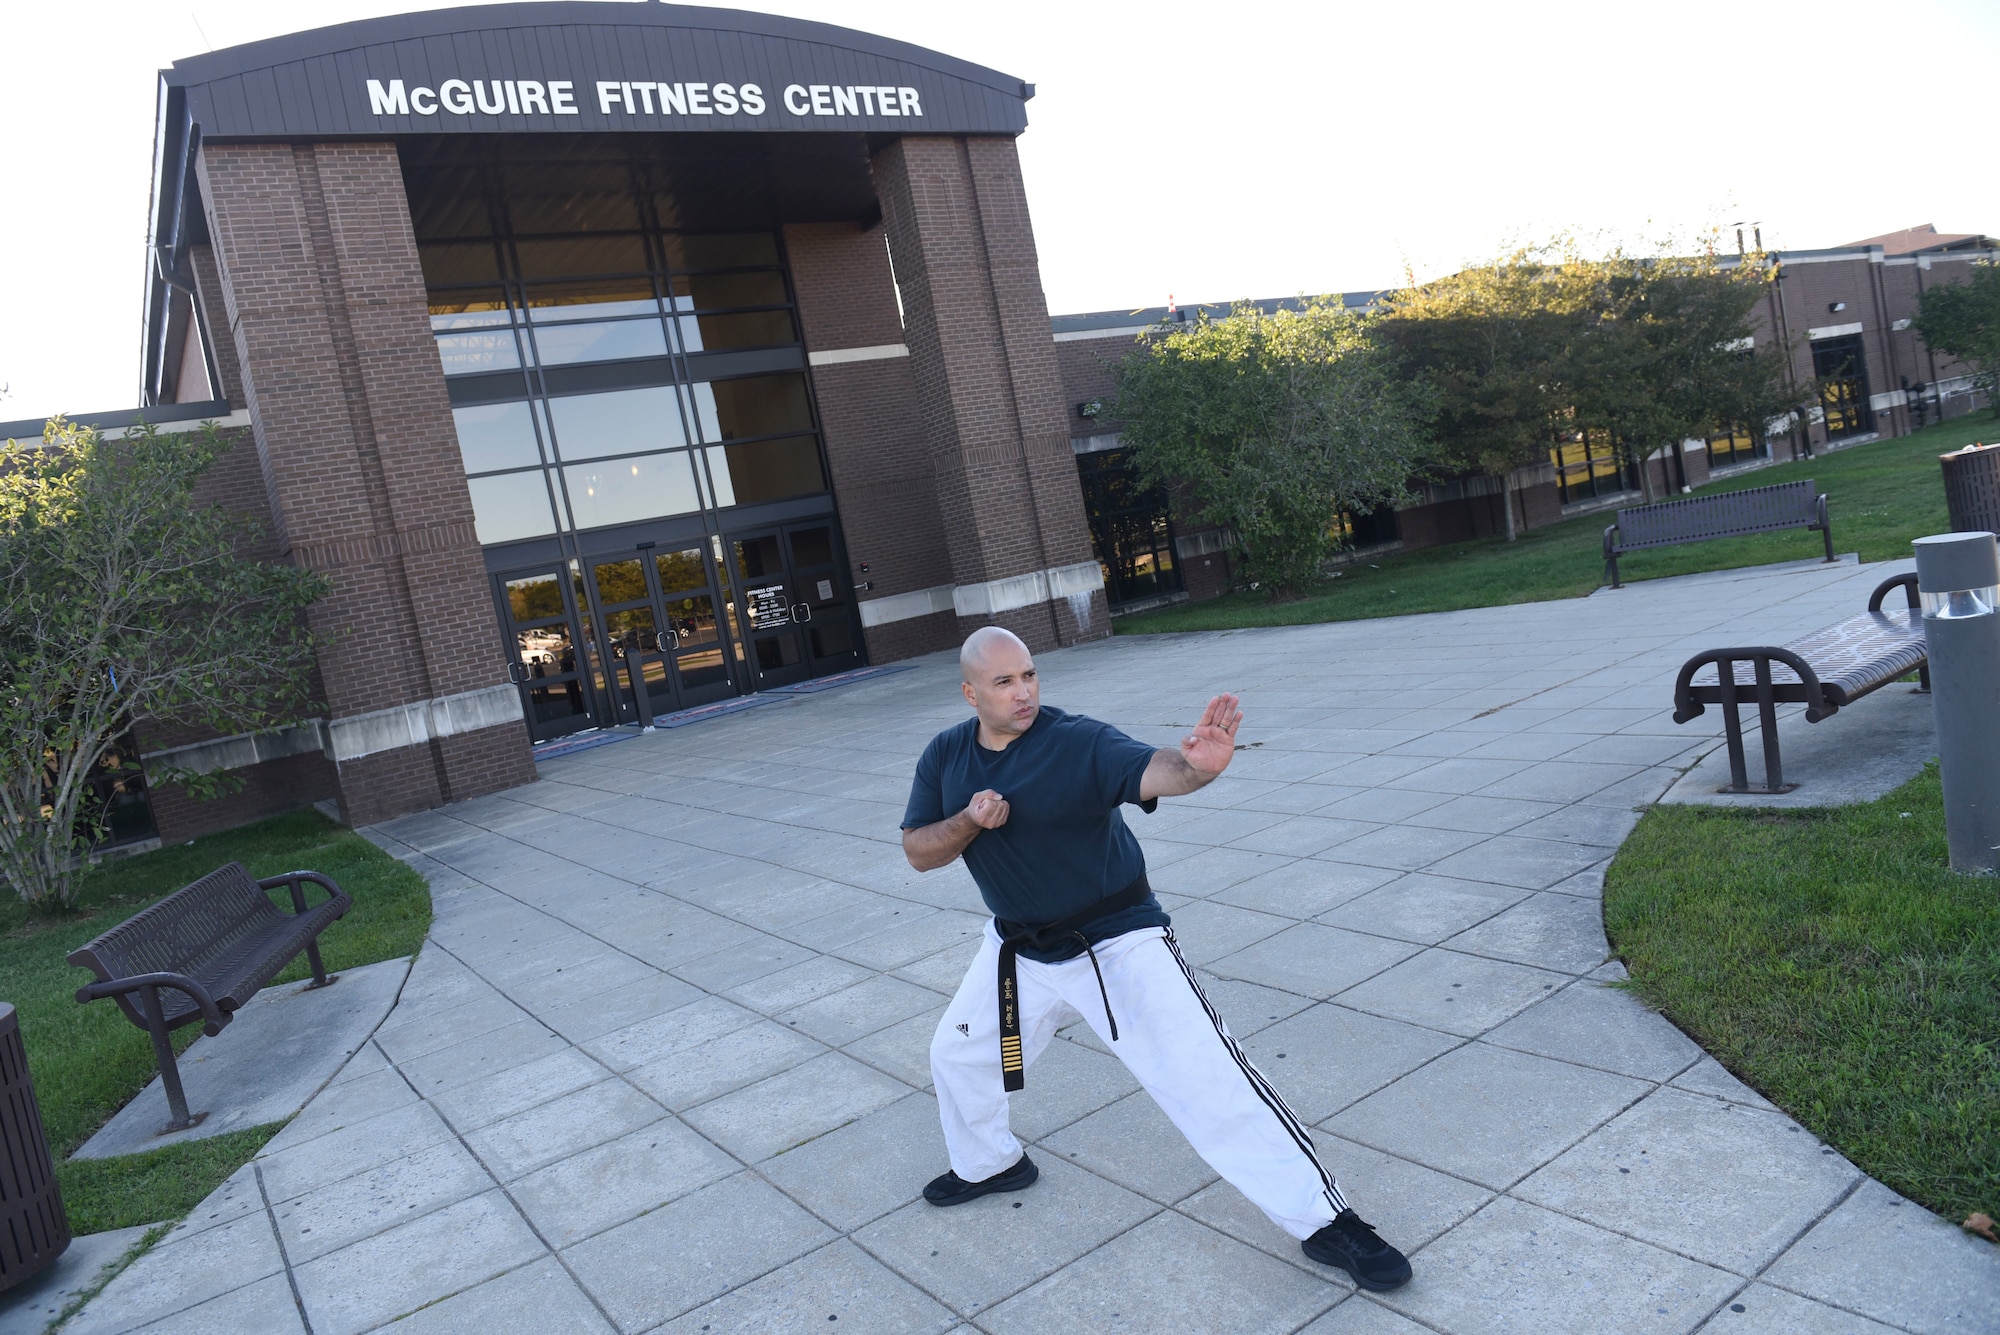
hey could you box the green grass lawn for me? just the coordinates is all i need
[1605,764,1998,1225]
[1118,414,1995,634]
[2,810,429,1233]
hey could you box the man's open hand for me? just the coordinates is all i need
[966,789,1010,829]
[1180,694,1243,776]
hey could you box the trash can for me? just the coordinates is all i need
[0,1003,69,1293]
[1940,441,2000,537]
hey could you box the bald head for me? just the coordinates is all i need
[960,626,1030,683]
[959,627,1040,744]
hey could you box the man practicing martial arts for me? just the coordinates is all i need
[900,626,1412,1291]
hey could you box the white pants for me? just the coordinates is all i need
[931,921,1349,1240]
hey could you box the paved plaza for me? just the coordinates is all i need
[59,556,2000,1334]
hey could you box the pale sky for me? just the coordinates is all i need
[3,0,1995,421]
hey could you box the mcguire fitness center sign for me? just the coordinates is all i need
[160,1,1032,139]
[364,76,929,121]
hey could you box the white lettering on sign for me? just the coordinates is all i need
[364,75,918,120]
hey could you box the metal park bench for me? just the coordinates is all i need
[68,863,352,1131]
[1670,574,1927,794]
[1604,479,1833,588]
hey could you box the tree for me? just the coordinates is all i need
[1111,299,1435,597]
[1377,245,1587,539]
[1382,237,1792,524]
[0,418,327,908]
[1914,260,2000,420]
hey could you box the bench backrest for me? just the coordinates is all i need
[70,862,287,986]
[1616,479,1819,552]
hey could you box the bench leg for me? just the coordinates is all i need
[140,985,200,1132]
[1716,667,1753,793]
[1752,659,1794,793]
[1607,554,1622,590]
[304,939,337,989]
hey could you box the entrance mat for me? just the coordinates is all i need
[532,729,638,761]
[762,663,920,695]
[654,695,781,728]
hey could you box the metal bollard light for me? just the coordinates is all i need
[1913,531,2000,874]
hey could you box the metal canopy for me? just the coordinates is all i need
[161,2,1033,140]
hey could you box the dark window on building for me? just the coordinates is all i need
[1550,427,1638,504]
[1336,506,1400,549]
[79,731,156,850]
[1811,334,1874,441]
[1706,423,1765,468]
[1076,449,1182,606]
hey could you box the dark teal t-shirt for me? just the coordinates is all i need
[902,705,1167,961]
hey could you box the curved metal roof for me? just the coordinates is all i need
[162,3,1032,140]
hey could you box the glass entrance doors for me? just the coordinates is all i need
[498,568,599,742]
[492,517,865,740]
[584,545,736,724]
[726,521,864,691]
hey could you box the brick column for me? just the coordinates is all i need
[783,221,957,662]
[196,140,534,825]
[871,136,1109,651]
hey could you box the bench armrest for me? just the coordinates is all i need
[1603,523,1620,558]
[1868,572,1920,612]
[258,870,348,916]
[1672,647,1835,724]
[75,972,229,1035]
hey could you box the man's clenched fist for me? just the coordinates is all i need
[965,789,1010,829]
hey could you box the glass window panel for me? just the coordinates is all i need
[506,572,565,622]
[503,162,643,233]
[676,309,797,353]
[788,525,835,569]
[662,233,780,270]
[665,592,721,649]
[468,472,558,544]
[430,289,513,329]
[706,437,826,507]
[733,534,783,580]
[593,558,649,605]
[515,234,649,279]
[691,375,814,442]
[810,620,855,659]
[564,453,700,530]
[680,271,789,310]
[654,549,708,594]
[531,320,669,367]
[526,681,589,723]
[546,385,689,459]
[419,240,503,286]
[453,401,543,474]
[602,605,656,652]
[436,330,521,376]
[516,622,572,668]
[523,279,659,322]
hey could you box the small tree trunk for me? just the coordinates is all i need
[1501,471,1518,542]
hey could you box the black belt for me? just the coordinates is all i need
[994,874,1153,1091]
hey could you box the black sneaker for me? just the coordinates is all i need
[922,1153,1039,1206]
[1302,1210,1413,1291]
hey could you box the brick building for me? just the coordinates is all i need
[4,3,1990,848]
[13,2,1112,844]
[1048,228,1996,598]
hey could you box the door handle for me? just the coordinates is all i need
[507,661,529,684]
[793,601,813,622]
[657,629,680,653]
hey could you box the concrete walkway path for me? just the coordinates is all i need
[61,556,2000,1335]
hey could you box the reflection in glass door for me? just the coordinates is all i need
[583,545,738,723]
[497,568,598,741]
[726,521,864,690]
